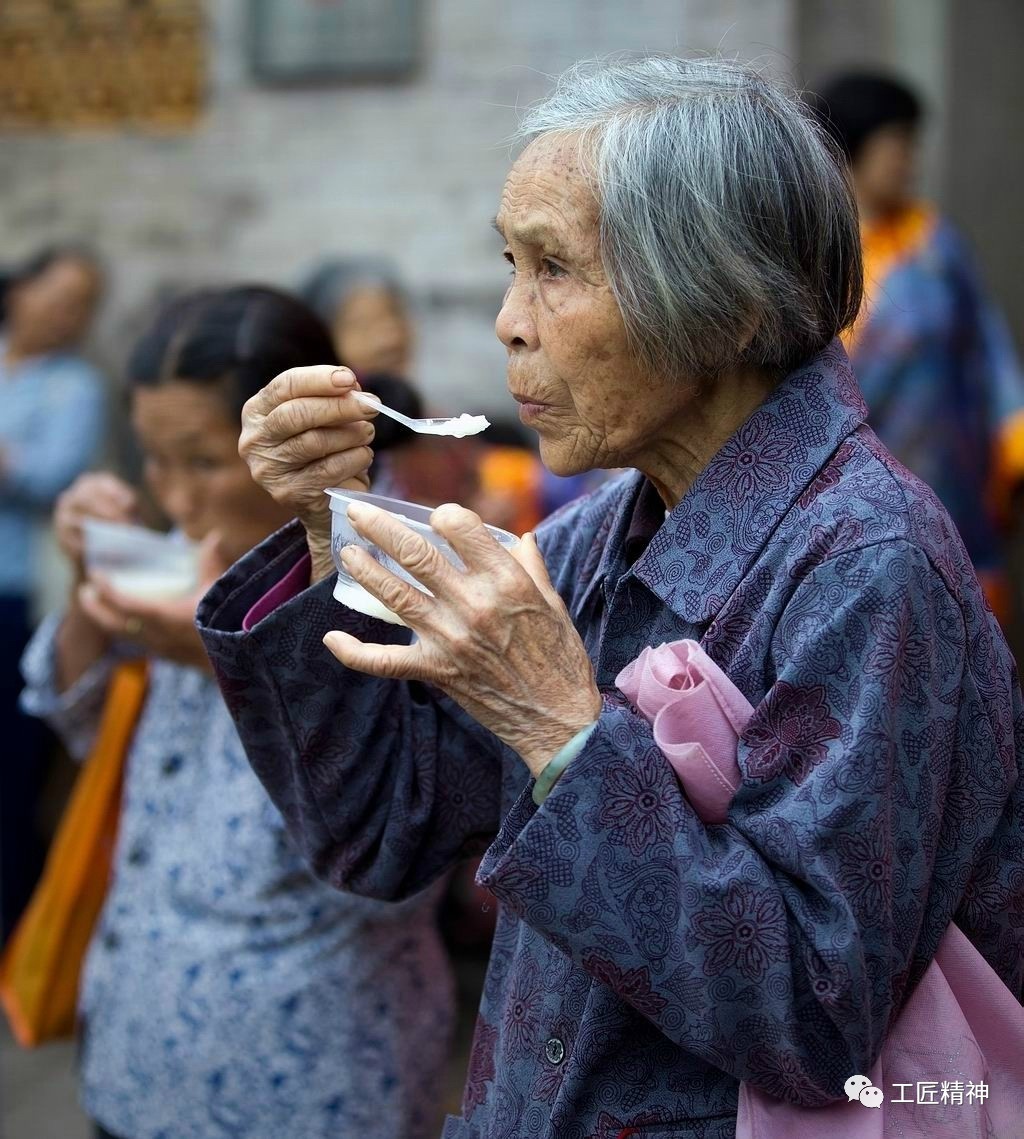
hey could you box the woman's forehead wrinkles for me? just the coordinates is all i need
[498,171,597,244]
[499,215,565,247]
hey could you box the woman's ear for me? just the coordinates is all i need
[736,312,760,356]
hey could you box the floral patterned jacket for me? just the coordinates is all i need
[197,342,1024,1139]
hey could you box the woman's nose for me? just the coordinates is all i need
[161,481,201,529]
[495,277,539,351]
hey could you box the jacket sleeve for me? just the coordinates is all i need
[197,520,508,901]
[477,537,1021,1105]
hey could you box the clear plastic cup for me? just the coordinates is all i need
[326,488,520,626]
[82,519,200,600]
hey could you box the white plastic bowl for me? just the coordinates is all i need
[82,519,200,601]
[326,488,520,626]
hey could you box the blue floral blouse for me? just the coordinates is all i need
[197,342,1024,1139]
[21,618,454,1139]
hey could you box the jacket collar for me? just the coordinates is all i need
[580,341,868,626]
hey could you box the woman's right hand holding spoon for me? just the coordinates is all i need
[239,366,378,582]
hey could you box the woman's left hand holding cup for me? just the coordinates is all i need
[322,502,602,776]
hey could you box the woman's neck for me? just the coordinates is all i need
[3,334,41,369]
[1,335,15,368]
[638,366,777,510]
[855,190,915,229]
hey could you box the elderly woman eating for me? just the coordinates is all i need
[197,57,1023,1139]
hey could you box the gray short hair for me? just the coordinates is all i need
[298,257,406,328]
[517,56,862,380]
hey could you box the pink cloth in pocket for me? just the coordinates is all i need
[616,639,747,823]
[615,639,1024,1139]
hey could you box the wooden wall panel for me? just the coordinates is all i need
[0,1,204,130]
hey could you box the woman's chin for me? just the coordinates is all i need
[537,439,596,479]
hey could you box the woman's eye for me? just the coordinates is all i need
[189,456,220,472]
[540,258,567,279]
[502,250,516,275]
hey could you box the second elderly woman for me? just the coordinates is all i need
[198,58,1023,1139]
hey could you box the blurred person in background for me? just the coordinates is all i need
[809,73,1024,622]
[302,255,485,506]
[0,245,106,942]
[300,256,414,377]
[20,286,453,1139]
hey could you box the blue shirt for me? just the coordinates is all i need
[21,618,454,1139]
[0,340,106,595]
[198,342,1024,1139]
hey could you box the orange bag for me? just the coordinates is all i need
[0,660,147,1047]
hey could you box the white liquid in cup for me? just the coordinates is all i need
[105,567,198,600]
[333,576,406,626]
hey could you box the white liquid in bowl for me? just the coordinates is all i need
[333,577,406,626]
[105,567,198,600]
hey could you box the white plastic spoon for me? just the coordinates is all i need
[353,390,490,438]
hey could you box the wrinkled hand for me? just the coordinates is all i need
[55,472,139,581]
[239,366,377,580]
[322,502,602,776]
[78,533,230,672]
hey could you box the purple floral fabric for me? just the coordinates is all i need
[198,341,1024,1139]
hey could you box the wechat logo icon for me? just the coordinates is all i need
[845,1074,884,1108]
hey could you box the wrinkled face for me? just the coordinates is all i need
[7,257,102,354]
[132,382,292,564]
[853,123,918,215]
[333,285,412,376]
[494,133,695,477]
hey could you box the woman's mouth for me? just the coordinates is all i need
[512,394,552,424]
